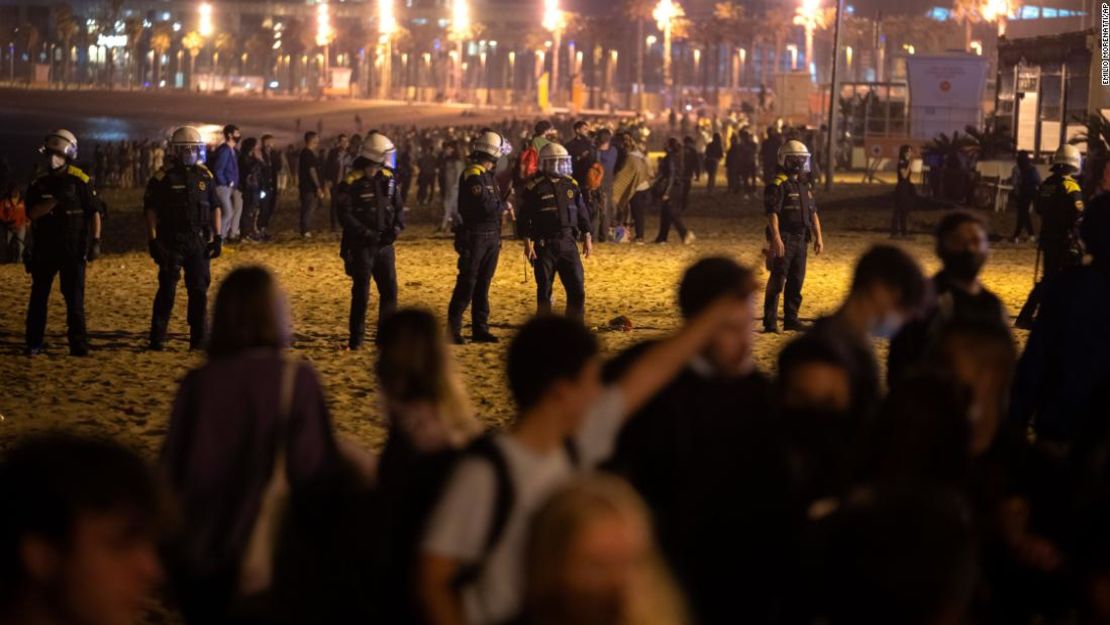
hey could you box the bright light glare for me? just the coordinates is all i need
[653,0,683,31]
[450,0,470,39]
[542,0,563,32]
[316,2,334,47]
[379,0,397,37]
[198,2,213,37]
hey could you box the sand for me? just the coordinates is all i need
[0,181,1037,457]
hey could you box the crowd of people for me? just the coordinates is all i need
[4,183,1110,625]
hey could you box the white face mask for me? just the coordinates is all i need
[49,154,66,170]
[872,311,905,339]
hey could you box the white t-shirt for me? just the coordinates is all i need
[421,387,626,625]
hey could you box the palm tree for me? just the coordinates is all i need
[149,22,172,88]
[623,0,654,109]
[122,16,143,87]
[14,23,41,83]
[51,4,80,84]
[1070,112,1110,153]
[964,121,1013,161]
[182,30,202,90]
[761,9,795,81]
[212,31,236,85]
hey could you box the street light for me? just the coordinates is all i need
[449,0,470,99]
[542,0,564,106]
[786,44,798,71]
[198,2,213,38]
[653,0,683,108]
[316,1,334,80]
[379,0,396,99]
[793,0,826,82]
[969,40,982,55]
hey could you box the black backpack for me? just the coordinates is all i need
[451,432,580,590]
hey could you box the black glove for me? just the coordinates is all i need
[380,228,398,246]
[148,239,165,264]
[21,247,32,274]
[87,238,101,262]
[208,235,222,259]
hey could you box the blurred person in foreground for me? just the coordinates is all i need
[509,475,689,625]
[887,210,1009,385]
[160,266,342,624]
[806,245,926,420]
[0,433,163,625]
[419,293,753,625]
[1011,194,1110,465]
[605,257,795,625]
[376,308,484,624]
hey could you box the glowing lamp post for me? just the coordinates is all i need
[316,0,334,84]
[378,0,396,99]
[786,44,798,70]
[542,0,564,106]
[793,0,826,82]
[449,0,470,99]
[653,0,683,108]
[198,2,213,37]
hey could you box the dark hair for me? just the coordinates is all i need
[595,128,612,144]
[337,133,348,141]
[934,210,985,255]
[898,144,912,160]
[376,308,446,403]
[534,120,553,136]
[851,245,927,313]
[207,266,286,359]
[240,137,258,157]
[573,120,589,131]
[0,433,161,607]
[861,371,973,487]
[508,316,599,411]
[1082,193,1110,260]
[678,257,756,318]
[818,483,977,625]
[1016,150,1031,168]
[223,124,240,139]
[777,335,852,383]
[304,131,318,144]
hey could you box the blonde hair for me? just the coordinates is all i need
[524,475,689,625]
[375,308,481,445]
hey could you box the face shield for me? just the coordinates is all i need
[541,155,572,177]
[174,144,207,166]
[783,154,810,174]
[381,150,398,170]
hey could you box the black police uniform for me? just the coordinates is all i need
[1016,171,1084,326]
[763,172,816,331]
[447,161,503,339]
[25,163,103,354]
[144,161,219,349]
[519,172,591,320]
[337,166,404,349]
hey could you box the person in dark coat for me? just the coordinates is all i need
[160,266,342,624]
[705,133,724,193]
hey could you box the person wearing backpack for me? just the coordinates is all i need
[418,293,751,625]
[565,121,604,241]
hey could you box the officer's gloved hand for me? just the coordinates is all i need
[380,228,398,246]
[87,238,101,262]
[148,239,165,264]
[208,235,222,259]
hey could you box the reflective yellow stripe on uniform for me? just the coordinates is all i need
[344,170,366,185]
[464,165,485,178]
[66,165,90,183]
[773,174,788,186]
[196,164,214,178]
[1063,177,1081,195]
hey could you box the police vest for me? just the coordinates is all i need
[458,164,501,228]
[151,164,213,237]
[771,174,814,234]
[29,165,93,250]
[1037,173,1083,246]
[525,174,579,238]
[345,169,395,234]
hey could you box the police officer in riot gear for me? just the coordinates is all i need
[336,132,404,349]
[763,139,824,333]
[1015,143,1085,329]
[519,142,593,321]
[24,129,104,356]
[145,126,221,351]
[447,129,511,345]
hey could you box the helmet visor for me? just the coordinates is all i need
[381,149,398,170]
[541,156,572,177]
[175,144,206,166]
[784,154,810,173]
